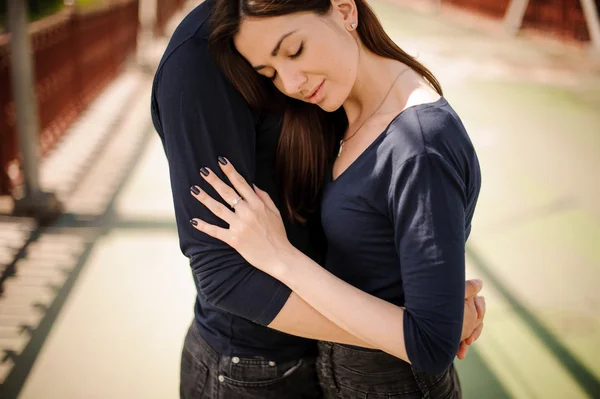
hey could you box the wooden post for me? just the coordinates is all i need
[580,0,600,53]
[137,0,158,70]
[503,0,530,36]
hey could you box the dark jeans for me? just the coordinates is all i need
[180,322,322,399]
[317,342,462,399]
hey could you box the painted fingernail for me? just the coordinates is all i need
[218,156,228,165]
[200,167,210,177]
[190,185,200,195]
[190,219,198,226]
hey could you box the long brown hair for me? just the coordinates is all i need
[209,0,442,223]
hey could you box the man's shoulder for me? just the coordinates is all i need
[155,0,214,78]
[150,1,216,135]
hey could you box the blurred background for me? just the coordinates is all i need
[0,0,599,398]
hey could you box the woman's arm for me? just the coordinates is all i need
[274,245,412,361]
[269,292,376,348]
[190,160,482,372]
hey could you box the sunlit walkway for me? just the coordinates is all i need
[1,1,599,398]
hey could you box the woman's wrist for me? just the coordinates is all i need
[272,244,303,286]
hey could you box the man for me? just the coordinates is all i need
[150,1,484,398]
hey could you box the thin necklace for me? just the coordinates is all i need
[338,67,410,157]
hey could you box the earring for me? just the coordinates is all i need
[351,22,357,29]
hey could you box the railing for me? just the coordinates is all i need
[0,0,139,195]
[155,0,184,36]
[442,0,596,41]
[444,0,510,18]
[523,0,591,41]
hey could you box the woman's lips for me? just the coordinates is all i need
[307,80,325,104]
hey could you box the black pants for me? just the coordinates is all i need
[317,342,462,399]
[180,322,322,399]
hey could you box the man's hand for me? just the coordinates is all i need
[457,279,486,360]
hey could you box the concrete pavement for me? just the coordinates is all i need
[1,0,598,398]
[0,2,197,397]
[370,1,600,398]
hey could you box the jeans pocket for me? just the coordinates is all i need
[218,358,321,399]
[180,349,209,399]
[336,385,369,399]
[426,365,462,399]
[221,359,304,388]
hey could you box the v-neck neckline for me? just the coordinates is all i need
[329,97,446,184]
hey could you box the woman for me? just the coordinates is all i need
[191,0,483,397]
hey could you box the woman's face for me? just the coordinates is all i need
[234,7,359,112]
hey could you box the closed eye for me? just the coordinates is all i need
[290,42,304,59]
[267,42,303,81]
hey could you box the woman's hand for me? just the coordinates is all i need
[457,279,485,359]
[189,158,292,277]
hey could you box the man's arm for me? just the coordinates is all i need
[152,39,371,347]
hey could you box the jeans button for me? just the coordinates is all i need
[232,357,240,364]
[218,375,225,383]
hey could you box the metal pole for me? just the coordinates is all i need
[7,0,62,221]
[580,0,600,53]
[7,0,41,196]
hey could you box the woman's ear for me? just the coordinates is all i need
[331,0,358,29]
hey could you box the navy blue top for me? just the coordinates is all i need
[322,97,481,374]
[150,0,323,360]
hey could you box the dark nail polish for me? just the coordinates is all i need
[190,219,198,226]
[200,167,210,177]
[218,156,228,166]
[190,185,200,195]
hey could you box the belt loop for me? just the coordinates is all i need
[410,366,430,399]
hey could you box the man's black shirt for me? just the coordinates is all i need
[150,0,322,360]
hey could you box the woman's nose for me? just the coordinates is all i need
[280,69,306,97]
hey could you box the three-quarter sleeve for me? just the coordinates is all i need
[151,40,291,325]
[388,152,467,374]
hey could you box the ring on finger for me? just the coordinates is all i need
[231,196,243,209]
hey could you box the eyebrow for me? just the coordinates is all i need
[253,30,297,71]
